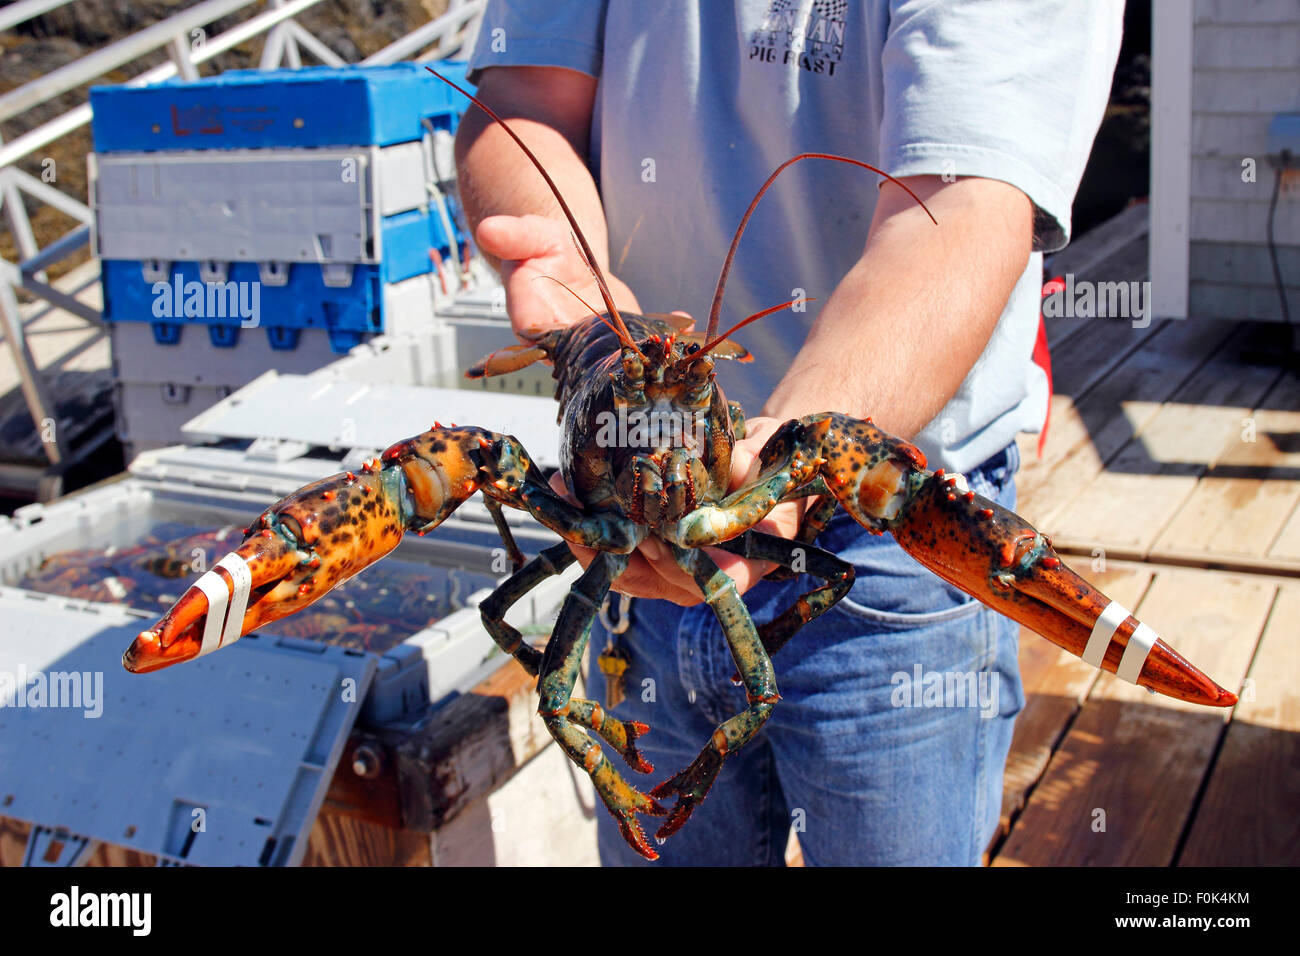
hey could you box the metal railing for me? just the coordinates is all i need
[0,0,484,470]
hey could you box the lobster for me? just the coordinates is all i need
[122,69,1237,861]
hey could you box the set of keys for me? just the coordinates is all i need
[595,593,633,708]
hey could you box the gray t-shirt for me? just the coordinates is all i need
[467,0,1121,473]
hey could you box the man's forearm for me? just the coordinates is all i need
[454,66,612,273]
[761,176,1033,440]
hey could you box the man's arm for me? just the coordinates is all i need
[760,174,1032,437]
[454,66,640,331]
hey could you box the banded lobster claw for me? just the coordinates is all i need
[789,413,1237,709]
[888,469,1237,707]
[122,462,406,674]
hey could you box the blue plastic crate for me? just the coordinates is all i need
[383,205,458,284]
[90,62,473,152]
[102,260,382,353]
[100,205,456,353]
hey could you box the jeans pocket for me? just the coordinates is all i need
[829,588,982,629]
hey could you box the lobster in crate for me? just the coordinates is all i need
[123,70,1237,861]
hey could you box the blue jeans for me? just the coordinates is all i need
[586,443,1025,866]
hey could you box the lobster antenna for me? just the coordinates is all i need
[705,153,938,341]
[688,297,816,360]
[532,276,624,339]
[615,211,646,274]
[426,67,643,357]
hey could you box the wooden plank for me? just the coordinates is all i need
[995,568,1152,842]
[1189,280,1300,323]
[1192,24,1300,69]
[1049,316,1165,402]
[427,741,599,866]
[1047,327,1281,556]
[1191,196,1300,245]
[1190,241,1300,289]
[1191,70,1300,119]
[318,734,404,829]
[1017,318,1233,524]
[302,810,431,867]
[1195,0,1300,26]
[1269,501,1300,562]
[992,567,1267,866]
[1047,202,1148,284]
[0,815,158,867]
[1015,322,1172,514]
[387,658,558,832]
[1152,371,1300,567]
[82,841,158,867]
[1087,234,1149,287]
[1179,586,1300,865]
[0,815,30,867]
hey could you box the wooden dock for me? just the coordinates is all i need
[988,306,1299,866]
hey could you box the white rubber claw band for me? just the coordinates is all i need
[193,570,229,658]
[1083,600,1129,668]
[945,473,970,494]
[191,554,254,658]
[216,553,253,650]
[1117,622,1159,684]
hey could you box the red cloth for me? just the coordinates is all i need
[1034,277,1063,458]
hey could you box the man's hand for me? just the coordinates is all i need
[455,66,640,338]
[475,213,641,336]
[551,415,807,607]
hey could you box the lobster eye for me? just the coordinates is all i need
[621,348,644,380]
[246,511,271,536]
[278,515,304,545]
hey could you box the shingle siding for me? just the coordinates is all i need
[1188,0,1300,322]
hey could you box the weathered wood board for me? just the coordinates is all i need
[992,568,1267,866]
[1178,585,1300,866]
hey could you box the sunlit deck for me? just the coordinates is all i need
[988,300,1299,866]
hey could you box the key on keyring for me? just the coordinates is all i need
[597,642,631,709]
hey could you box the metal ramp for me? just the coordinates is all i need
[0,588,375,866]
[181,372,565,470]
[0,0,487,498]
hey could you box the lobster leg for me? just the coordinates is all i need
[478,542,576,676]
[536,550,666,860]
[482,495,526,572]
[667,415,831,549]
[651,544,778,842]
[473,434,646,553]
[762,492,839,581]
[714,530,855,660]
[728,400,747,440]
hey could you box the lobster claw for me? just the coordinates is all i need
[122,466,405,674]
[889,470,1237,708]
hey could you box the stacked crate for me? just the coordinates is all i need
[89,63,475,455]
